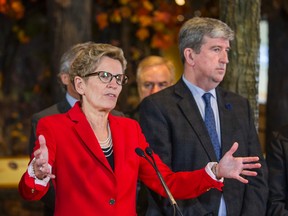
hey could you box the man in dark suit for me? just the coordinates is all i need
[139,17,268,216]
[266,125,288,215]
[28,42,123,216]
[133,55,176,216]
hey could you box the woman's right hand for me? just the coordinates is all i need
[33,135,55,180]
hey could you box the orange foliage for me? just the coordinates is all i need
[0,0,24,19]
[95,0,185,50]
[136,27,150,41]
[96,12,109,30]
[120,6,132,18]
[1,0,185,49]
[151,33,174,50]
[17,29,30,43]
[138,15,153,27]
[153,11,171,24]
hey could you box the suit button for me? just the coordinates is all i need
[109,198,116,205]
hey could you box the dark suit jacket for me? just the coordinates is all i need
[266,125,288,216]
[29,99,71,155]
[28,98,124,216]
[139,78,268,216]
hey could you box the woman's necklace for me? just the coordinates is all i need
[99,124,113,158]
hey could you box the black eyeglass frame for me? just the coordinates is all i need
[82,71,129,86]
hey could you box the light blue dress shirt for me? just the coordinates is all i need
[66,92,78,107]
[182,75,226,216]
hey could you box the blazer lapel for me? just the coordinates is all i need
[68,103,114,174]
[175,80,218,161]
[108,115,125,177]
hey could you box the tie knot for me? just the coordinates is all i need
[202,93,212,106]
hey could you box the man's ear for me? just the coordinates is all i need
[183,48,195,65]
[74,76,85,95]
[59,73,70,85]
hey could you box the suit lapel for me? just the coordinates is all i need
[175,80,218,161]
[216,88,235,155]
[57,98,72,113]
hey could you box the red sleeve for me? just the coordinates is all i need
[18,169,50,201]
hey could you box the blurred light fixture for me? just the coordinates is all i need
[175,0,185,6]
[177,15,185,22]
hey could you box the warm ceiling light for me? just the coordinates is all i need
[175,0,185,6]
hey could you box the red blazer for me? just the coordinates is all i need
[19,102,223,216]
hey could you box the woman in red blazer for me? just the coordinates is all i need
[19,43,260,216]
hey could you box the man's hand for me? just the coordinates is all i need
[217,142,261,183]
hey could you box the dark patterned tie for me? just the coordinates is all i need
[202,93,221,161]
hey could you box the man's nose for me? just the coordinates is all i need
[220,51,229,64]
[150,85,161,94]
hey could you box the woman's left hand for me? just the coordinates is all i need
[217,142,261,183]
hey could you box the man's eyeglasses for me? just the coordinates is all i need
[83,71,129,86]
[142,82,170,90]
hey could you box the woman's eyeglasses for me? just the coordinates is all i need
[83,71,129,86]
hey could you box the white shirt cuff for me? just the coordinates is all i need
[205,162,224,182]
[27,158,51,186]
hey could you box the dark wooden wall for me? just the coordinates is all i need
[262,0,288,144]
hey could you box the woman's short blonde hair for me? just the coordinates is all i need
[69,42,127,84]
